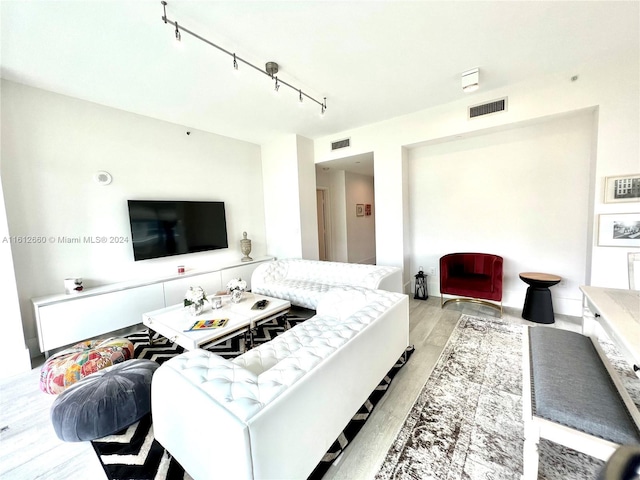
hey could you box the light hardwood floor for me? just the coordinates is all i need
[0,296,581,480]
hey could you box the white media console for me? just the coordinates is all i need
[32,257,273,355]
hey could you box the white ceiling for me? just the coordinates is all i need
[1,1,638,148]
[317,152,374,177]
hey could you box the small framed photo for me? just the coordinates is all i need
[356,204,364,217]
[365,204,372,216]
[598,213,640,247]
[604,174,640,203]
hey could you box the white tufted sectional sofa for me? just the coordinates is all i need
[151,287,409,480]
[251,258,403,309]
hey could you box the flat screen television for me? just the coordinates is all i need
[127,200,228,261]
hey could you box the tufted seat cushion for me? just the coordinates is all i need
[40,337,134,394]
[50,359,159,442]
[252,259,402,309]
[162,288,405,420]
[152,286,409,480]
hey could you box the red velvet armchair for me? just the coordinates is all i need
[439,253,504,315]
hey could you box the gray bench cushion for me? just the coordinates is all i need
[529,327,640,444]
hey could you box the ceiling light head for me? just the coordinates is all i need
[265,62,279,77]
[462,68,479,93]
[233,53,238,70]
[174,20,181,41]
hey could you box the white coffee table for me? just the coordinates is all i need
[142,292,290,351]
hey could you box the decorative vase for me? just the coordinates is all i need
[230,289,243,304]
[188,302,204,316]
[241,231,253,262]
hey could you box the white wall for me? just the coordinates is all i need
[262,134,319,260]
[0,178,31,377]
[1,80,266,355]
[315,53,640,312]
[262,134,302,259]
[345,172,375,264]
[373,145,408,272]
[297,135,319,260]
[409,112,593,314]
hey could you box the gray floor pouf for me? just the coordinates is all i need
[51,359,159,442]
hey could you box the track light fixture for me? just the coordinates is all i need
[160,2,327,114]
[174,21,181,41]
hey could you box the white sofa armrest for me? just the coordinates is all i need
[373,267,403,293]
[250,260,286,292]
[152,351,257,479]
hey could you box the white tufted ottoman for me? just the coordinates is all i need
[152,287,409,480]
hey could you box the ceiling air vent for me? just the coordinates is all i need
[331,138,350,151]
[468,97,507,119]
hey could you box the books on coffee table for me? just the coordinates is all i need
[184,318,229,332]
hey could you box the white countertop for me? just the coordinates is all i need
[580,286,640,367]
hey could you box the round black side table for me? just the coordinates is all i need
[519,272,561,324]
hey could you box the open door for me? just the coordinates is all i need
[317,189,328,260]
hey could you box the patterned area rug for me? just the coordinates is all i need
[91,308,414,480]
[376,315,640,480]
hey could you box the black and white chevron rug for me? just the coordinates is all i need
[91,308,414,480]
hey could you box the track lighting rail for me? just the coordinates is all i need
[161,1,327,114]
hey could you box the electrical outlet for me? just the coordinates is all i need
[428,267,436,276]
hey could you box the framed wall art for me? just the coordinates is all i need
[356,204,364,217]
[604,174,640,203]
[597,213,640,247]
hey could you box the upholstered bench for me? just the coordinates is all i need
[51,359,159,442]
[522,327,640,480]
[40,337,134,394]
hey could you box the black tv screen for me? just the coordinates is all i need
[127,200,228,261]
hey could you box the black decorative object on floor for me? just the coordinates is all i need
[91,307,414,480]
